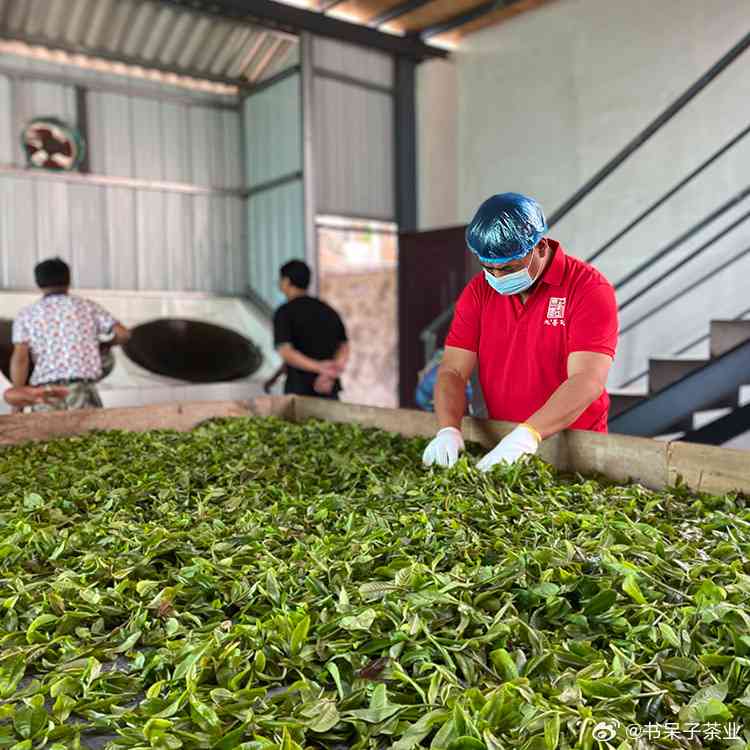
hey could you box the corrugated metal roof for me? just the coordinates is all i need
[0,0,298,86]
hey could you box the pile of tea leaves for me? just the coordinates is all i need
[1,417,750,750]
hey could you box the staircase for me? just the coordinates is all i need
[609,320,750,444]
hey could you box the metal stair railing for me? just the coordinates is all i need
[613,186,750,293]
[420,304,455,365]
[586,122,750,263]
[618,202,750,312]
[619,244,750,340]
[547,30,750,227]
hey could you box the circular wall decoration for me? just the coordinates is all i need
[21,117,86,171]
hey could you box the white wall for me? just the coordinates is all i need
[417,58,458,231]
[417,0,750,390]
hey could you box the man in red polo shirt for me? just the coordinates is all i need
[422,192,618,472]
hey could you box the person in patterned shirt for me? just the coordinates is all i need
[10,258,131,412]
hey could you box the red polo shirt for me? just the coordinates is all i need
[445,241,618,432]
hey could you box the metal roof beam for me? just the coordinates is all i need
[420,0,516,39]
[368,0,432,28]
[0,29,247,89]
[157,0,447,60]
[319,0,349,12]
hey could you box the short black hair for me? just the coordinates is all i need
[35,257,70,289]
[280,260,311,290]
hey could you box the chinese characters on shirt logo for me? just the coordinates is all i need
[544,297,567,327]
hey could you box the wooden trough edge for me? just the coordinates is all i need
[0,396,747,495]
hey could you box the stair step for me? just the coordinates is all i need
[611,338,750,438]
[692,407,733,430]
[679,402,750,446]
[649,358,738,410]
[710,319,750,358]
[648,359,706,393]
[608,393,647,418]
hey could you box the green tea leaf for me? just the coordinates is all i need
[622,575,646,604]
[490,648,518,681]
[0,656,25,699]
[13,705,48,740]
[544,713,560,750]
[290,615,310,656]
[660,657,699,680]
[583,589,617,616]
[305,699,339,732]
[26,613,57,643]
[340,608,377,631]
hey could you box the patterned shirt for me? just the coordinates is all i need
[12,294,116,385]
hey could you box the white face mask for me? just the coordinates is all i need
[483,252,540,295]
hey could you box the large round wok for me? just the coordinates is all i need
[123,318,263,383]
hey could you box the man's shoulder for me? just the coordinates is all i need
[15,300,37,319]
[16,296,52,320]
[297,295,340,317]
[69,294,97,308]
[274,299,295,318]
[561,249,614,290]
[459,272,492,305]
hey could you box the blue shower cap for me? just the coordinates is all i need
[466,193,548,263]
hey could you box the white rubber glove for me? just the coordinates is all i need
[476,423,541,473]
[422,427,465,468]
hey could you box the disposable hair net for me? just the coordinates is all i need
[466,193,548,263]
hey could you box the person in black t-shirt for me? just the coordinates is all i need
[272,260,349,399]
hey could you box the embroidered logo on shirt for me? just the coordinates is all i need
[544,297,567,327]
[547,297,566,318]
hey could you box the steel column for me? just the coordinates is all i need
[301,32,318,295]
[395,55,417,232]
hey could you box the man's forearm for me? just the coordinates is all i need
[3,387,26,407]
[278,346,325,374]
[10,353,29,388]
[434,369,468,430]
[526,374,604,439]
[334,342,350,371]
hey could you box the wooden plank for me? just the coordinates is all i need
[390,0,486,33]
[1,396,745,495]
[290,397,671,490]
[0,396,296,447]
[430,0,557,44]
[561,430,669,491]
[667,442,750,495]
[293,396,440,438]
[0,401,250,446]
[318,0,407,22]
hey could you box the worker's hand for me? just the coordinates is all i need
[38,385,68,404]
[314,374,336,395]
[317,360,340,378]
[476,423,540,473]
[422,427,465,468]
